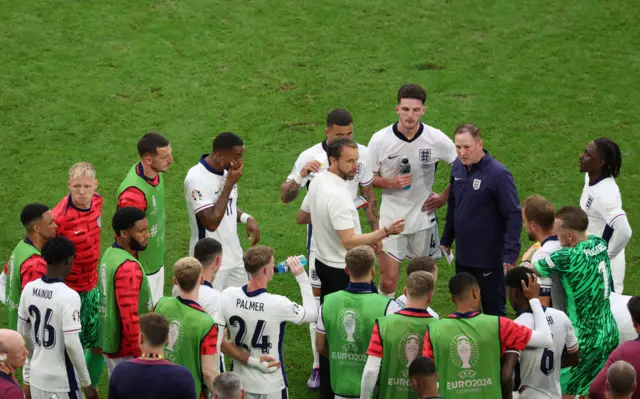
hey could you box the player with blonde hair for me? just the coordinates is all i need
[51,162,104,386]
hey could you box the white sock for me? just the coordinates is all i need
[381,290,396,299]
[311,296,321,368]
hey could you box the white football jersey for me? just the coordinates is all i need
[368,123,457,234]
[184,156,243,271]
[610,292,635,343]
[514,307,578,399]
[394,294,439,319]
[580,174,626,240]
[18,277,82,392]
[288,141,373,235]
[531,237,563,293]
[172,282,220,318]
[214,286,309,394]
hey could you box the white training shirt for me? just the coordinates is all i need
[394,294,440,319]
[610,292,635,343]
[184,156,243,271]
[531,237,563,293]
[301,171,359,268]
[580,174,626,242]
[18,277,82,392]
[368,123,457,234]
[172,282,221,318]
[514,307,579,399]
[214,285,310,394]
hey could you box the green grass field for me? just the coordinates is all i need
[1,0,639,397]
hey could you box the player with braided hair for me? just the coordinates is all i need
[579,137,632,293]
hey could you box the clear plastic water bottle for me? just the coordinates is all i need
[400,157,411,190]
[275,255,308,273]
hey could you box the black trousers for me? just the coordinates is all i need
[316,259,350,399]
[456,262,507,316]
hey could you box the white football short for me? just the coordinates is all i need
[245,388,288,399]
[146,265,164,306]
[30,386,82,399]
[308,251,321,289]
[382,224,441,262]
[213,267,249,291]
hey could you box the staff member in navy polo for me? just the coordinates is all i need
[440,124,522,316]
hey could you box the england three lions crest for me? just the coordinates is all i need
[473,179,481,190]
[419,149,431,167]
[585,195,594,210]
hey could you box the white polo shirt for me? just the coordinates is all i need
[301,171,358,268]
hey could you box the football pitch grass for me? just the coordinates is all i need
[1,0,638,396]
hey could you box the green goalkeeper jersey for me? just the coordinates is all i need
[534,235,618,336]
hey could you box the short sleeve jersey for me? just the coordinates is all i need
[531,236,563,292]
[287,141,374,199]
[214,285,308,394]
[580,174,626,242]
[18,277,82,392]
[534,236,616,333]
[367,123,457,234]
[172,282,221,319]
[184,156,243,271]
[514,307,578,398]
[301,171,358,268]
[52,194,103,292]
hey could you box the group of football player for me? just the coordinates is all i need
[0,83,636,399]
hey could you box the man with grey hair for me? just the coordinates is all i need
[606,360,637,399]
[213,372,245,399]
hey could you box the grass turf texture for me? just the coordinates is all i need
[1,0,638,396]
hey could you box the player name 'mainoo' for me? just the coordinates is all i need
[236,298,265,312]
[32,287,53,299]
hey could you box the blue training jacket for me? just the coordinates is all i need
[441,151,522,269]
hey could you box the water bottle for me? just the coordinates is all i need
[275,255,308,273]
[400,157,411,190]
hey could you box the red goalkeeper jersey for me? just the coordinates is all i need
[52,193,103,292]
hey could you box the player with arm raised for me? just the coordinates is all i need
[531,206,619,397]
[360,271,438,398]
[506,266,580,399]
[51,162,105,388]
[116,133,173,304]
[579,138,631,294]
[185,132,261,291]
[214,246,317,399]
[282,109,378,389]
[368,84,457,298]
[18,236,98,399]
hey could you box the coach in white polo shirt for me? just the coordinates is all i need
[297,138,405,302]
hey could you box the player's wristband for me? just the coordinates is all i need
[292,172,305,186]
[240,213,252,224]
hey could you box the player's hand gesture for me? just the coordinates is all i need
[422,192,446,213]
[83,386,100,399]
[391,174,412,189]
[385,218,405,235]
[246,217,261,246]
[260,355,281,370]
[287,256,305,277]
[521,273,540,301]
[227,162,244,186]
[300,160,322,178]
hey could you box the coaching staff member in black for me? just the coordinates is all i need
[440,124,522,316]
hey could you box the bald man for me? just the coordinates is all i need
[0,329,29,399]
[606,360,637,399]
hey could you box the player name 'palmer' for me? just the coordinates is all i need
[32,287,53,299]
[236,298,265,312]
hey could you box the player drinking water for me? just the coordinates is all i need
[532,206,619,397]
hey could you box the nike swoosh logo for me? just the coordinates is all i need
[454,177,462,180]
[215,190,220,195]
[388,155,399,159]
[483,272,492,277]
[74,230,84,235]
